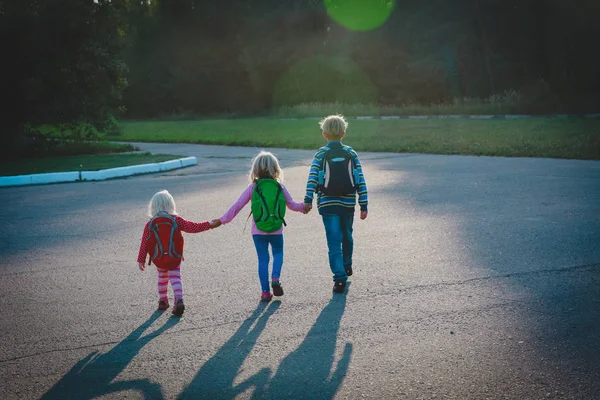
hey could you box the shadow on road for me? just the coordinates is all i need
[41,311,180,400]
[179,290,351,399]
[255,289,352,400]
[178,301,280,400]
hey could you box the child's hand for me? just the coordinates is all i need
[210,219,222,228]
[360,210,368,220]
[303,203,312,214]
[138,262,146,272]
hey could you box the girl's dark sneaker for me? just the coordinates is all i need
[261,291,273,302]
[333,280,347,293]
[344,265,353,277]
[158,300,169,310]
[271,278,284,296]
[172,299,185,316]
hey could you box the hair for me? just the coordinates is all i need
[319,114,348,140]
[148,190,177,217]
[249,151,283,182]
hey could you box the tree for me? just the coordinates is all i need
[1,0,129,154]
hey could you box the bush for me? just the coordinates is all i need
[7,121,131,160]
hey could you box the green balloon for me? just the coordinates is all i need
[325,0,395,31]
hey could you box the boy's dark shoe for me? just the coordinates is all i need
[172,299,185,316]
[271,278,284,296]
[344,265,353,277]
[333,280,347,293]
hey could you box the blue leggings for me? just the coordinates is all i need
[252,234,284,293]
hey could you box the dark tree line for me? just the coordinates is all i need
[123,0,600,117]
[2,0,599,146]
[2,0,131,152]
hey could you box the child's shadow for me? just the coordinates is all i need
[42,311,180,400]
[240,285,352,400]
[178,301,281,400]
[201,286,352,399]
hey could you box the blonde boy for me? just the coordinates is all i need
[304,115,368,293]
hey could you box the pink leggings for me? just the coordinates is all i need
[157,266,183,301]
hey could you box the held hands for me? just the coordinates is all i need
[210,219,222,228]
[303,203,312,214]
[138,262,145,272]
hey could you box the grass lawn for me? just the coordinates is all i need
[114,117,600,160]
[0,153,182,177]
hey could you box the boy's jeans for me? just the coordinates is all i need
[321,213,354,282]
[252,234,284,292]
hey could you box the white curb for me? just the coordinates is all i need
[0,156,197,188]
[32,171,81,185]
[158,159,182,171]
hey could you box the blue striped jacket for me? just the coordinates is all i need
[304,142,368,214]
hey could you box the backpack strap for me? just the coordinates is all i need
[317,147,331,187]
[246,181,260,232]
[148,218,164,262]
[341,146,358,188]
[273,182,287,227]
[167,215,182,259]
[345,147,360,188]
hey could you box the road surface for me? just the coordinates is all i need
[1,143,599,399]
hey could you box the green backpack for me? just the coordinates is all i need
[251,178,287,232]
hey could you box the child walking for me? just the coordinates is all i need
[304,114,369,293]
[137,190,220,316]
[215,151,305,302]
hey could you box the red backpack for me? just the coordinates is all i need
[146,212,184,269]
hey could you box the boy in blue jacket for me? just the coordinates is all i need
[304,114,369,293]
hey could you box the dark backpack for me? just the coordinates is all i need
[318,147,359,195]
[146,212,184,269]
[251,178,287,232]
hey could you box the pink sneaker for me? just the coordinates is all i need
[260,291,273,302]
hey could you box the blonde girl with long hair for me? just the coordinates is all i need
[215,151,305,302]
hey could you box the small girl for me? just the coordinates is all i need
[215,151,305,302]
[137,190,220,315]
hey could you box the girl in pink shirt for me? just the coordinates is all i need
[215,151,305,302]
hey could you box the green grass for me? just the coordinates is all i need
[113,117,600,160]
[0,153,183,177]
[272,100,522,118]
[270,90,546,118]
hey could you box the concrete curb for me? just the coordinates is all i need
[0,156,197,188]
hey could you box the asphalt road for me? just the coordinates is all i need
[1,143,599,400]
